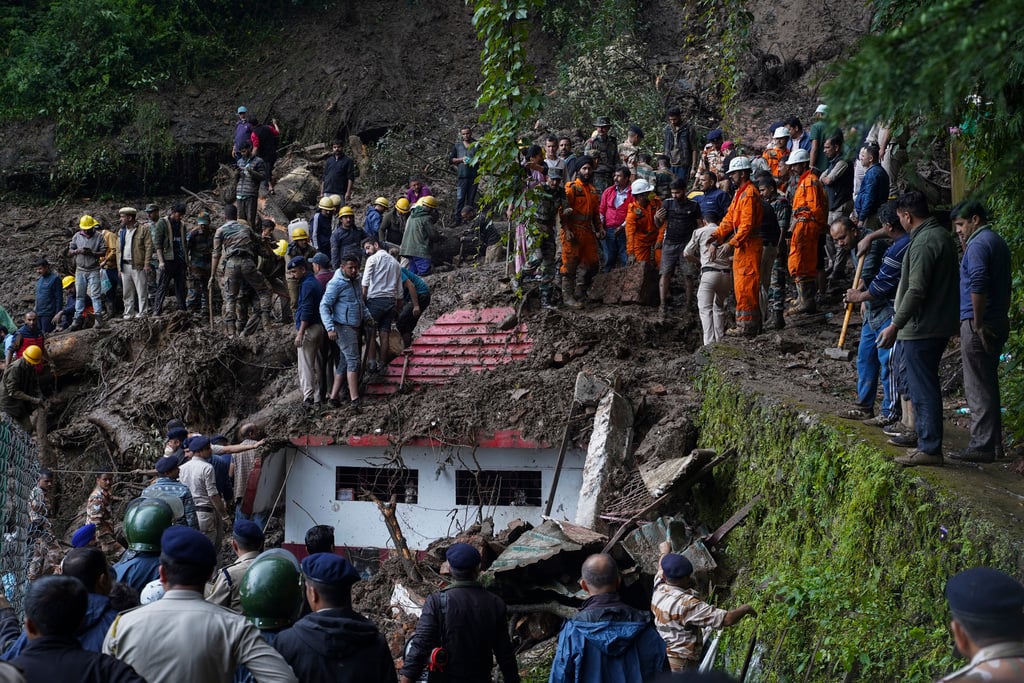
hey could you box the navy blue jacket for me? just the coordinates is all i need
[2,593,117,660]
[854,164,890,221]
[11,635,145,683]
[295,271,324,330]
[274,608,396,683]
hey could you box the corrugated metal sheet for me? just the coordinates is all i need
[490,519,607,574]
[366,307,533,396]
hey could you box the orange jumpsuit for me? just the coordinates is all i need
[713,181,763,326]
[625,196,663,266]
[561,178,601,273]
[787,169,827,280]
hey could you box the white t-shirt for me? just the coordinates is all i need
[362,249,403,300]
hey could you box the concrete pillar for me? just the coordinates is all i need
[574,390,634,529]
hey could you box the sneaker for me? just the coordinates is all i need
[68,318,84,332]
[327,397,342,408]
[302,397,314,406]
[895,449,943,467]
[887,431,919,448]
[949,447,996,464]
[862,414,898,428]
[883,421,912,437]
[837,405,873,420]
[350,397,363,410]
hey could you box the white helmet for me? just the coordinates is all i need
[773,126,791,139]
[786,148,810,165]
[630,178,654,195]
[140,578,165,605]
[727,156,752,174]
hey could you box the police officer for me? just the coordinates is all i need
[401,543,520,683]
[210,203,273,336]
[937,567,1024,682]
[112,498,174,593]
[206,520,265,613]
[273,553,396,682]
[103,526,296,683]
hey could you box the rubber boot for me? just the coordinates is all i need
[92,308,105,329]
[801,279,818,314]
[561,277,580,309]
[540,289,556,309]
[773,309,786,329]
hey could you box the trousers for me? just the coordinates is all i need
[697,270,732,345]
[961,318,1008,452]
[122,264,150,316]
[732,240,763,325]
[901,336,949,455]
[298,323,324,402]
[856,315,895,417]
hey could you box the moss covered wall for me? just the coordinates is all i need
[694,368,1024,682]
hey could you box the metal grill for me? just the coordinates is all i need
[598,469,656,522]
[0,415,42,616]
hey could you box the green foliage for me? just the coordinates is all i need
[693,369,1022,681]
[538,0,638,56]
[689,0,752,112]
[823,0,1024,443]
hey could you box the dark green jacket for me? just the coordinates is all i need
[892,216,959,340]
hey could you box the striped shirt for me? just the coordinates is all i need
[650,571,727,663]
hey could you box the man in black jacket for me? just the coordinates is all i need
[401,543,520,683]
[273,553,395,682]
[11,576,145,683]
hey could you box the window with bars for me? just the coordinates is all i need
[335,466,418,504]
[455,470,542,507]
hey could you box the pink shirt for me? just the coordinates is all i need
[600,184,633,230]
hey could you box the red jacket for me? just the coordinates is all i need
[599,185,633,231]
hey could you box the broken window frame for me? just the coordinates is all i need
[454,469,542,507]
[335,466,419,504]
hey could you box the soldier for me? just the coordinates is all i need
[210,204,273,336]
[526,167,568,308]
[234,550,305,683]
[206,520,265,613]
[84,471,123,564]
[186,212,215,316]
[584,116,619,192]
[112,498,174,593]
[0,345,44,432]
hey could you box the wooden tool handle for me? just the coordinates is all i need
[837,251,867,349]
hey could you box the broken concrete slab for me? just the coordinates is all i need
[588,262,659,305]
[574,389,635,529]
[631,406,699,469]
[639,448,716,498]
[574,371,611,407]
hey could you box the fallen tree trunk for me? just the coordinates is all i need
[85,409,153,464]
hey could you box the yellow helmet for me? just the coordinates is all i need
[395,198,411,214]
[338,206,355,218]
[318,197,335,210]
[79,215,99,229]
[273,239,288,257]
[291,227,309,240]
[329,194,343,207]
[416,195,439,210]
[23,345,43,365]
[62,275,76,289]
[373,196,390,209]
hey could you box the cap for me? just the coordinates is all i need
[946,567,1024,620]
[189,435,211,452]
[118,207,137,216]
[145,203,159,213]
[167,427,188,441]
[237,106,248,114]
[71,524,96,548]
[233,520,265,547]
[445,542,481,571]
[815,104,828,115]
[301,553,361,587]
[311,253,331,267]
[210,434,228,445]
[707,128,723,141]
[661,553,694,580]
[721,141,734,151]
[31,257,49,267]
[548,166,563,180]
[161,526,217,570]
[287,256,308,270]
[155,456,179,474]
[594,116,612,127]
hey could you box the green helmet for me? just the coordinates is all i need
[124,497,174,552]
[240,549,304,629]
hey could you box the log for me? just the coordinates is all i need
[46,330,104,377]
[85,409,152,463]
[371,493,422,583]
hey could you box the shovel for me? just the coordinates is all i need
[824,250,866,361]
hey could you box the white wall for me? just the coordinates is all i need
[284,444,586,550]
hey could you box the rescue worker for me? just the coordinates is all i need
[625,178,664,267]
[116,207,154,318]
[112,498,174,593]
[142,456,199,529]
[68,215,108,330]
[330,206,366,269]
[185,213,215,316]
[310,197,335,259]
[762,126,790,184]
[83,471,124,564]
[756,173,792,330]
[708,157,764,336]
[400,196,442,275]
[102,526,297,683]
[561,159,603,308]
[32,258,62,334]
[528,166,567,308]
[4,312,45,368]
[284,220,317,314]
[234,549,305,683]
[275,553,396,682]
[381,197,411,249]
[206,520,264,613]
[210,203,273,336]
[786,148,827,314]
[584,116,619,192]
[0,344,43,431]
[936,567,1024,682]
[235,142,266,230]
[364,197,389,240]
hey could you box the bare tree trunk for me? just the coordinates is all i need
[371,493,422,582]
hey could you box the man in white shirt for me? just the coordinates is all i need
[361,237,403,373]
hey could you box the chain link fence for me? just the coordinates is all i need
[0,414,41,616]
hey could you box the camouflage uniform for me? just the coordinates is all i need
[523,184,567,297]
[85,486,124,563]
[212,220,272,334]
[186,224,217,314]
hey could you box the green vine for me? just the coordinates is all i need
[689,0,752,113]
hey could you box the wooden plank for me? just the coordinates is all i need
[707,493,763,546]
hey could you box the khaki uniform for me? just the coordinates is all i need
[936,643,1024,682]
[103,590,297,683]
[84,486,124,563]
[205,550,260,613]
[650,572,727,671]
[179,457,222,547]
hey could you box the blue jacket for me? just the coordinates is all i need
[960,225,1011,323]
[319,270,371,331]
[364,207,382,239]
[112,551,162,593]
[854,164,890,221]
[35,272,63,318]
[549,594,668,683]
[694,189,731,222]
[295,271,324,330]
[2,593,117,659]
